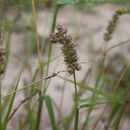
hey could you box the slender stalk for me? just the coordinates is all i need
[114,62,130,93]
[32,1,43,129]
[32,0,42,87]
[56,80,66,129]
[81,51,107,130]
[46,4,60,74]
[73,71,79,130]
[35,3,60,130]
[8,92,38,122]
[0,76,2,130]
[36,93,43,130]
[43,3,60,94]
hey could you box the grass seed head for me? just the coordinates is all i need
[0,45,6,74]
[0,22,6,75]
[104,8,130,42]
[50,24,81,74]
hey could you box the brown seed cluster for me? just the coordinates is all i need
[0,23,6,75]
[0,46,6,74]
[50,25,81,74]
[104,8,130,42]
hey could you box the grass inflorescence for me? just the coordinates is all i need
[104,8,130,42]
[50,24,81,130]
[50,24,81,74]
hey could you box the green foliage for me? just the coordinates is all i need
[2,72,22,130]
[44,95,56,130]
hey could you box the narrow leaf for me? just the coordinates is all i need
[2,72,22,130]
[44,95,56,130]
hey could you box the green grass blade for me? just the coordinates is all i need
[44,95,56,130]
[82,52,106,130]
[18,114,23,130]
[35,3,60,129]
[114,106,124,130]
[58,76,112,99]
[45,3,60,76]
[107,102,120,129]
[43,3,60,94]
[35,4,60,129]
[26,102,36,130]
[2,72,22,130]
[35,94,44,130]
[95,52,106,89]
[107,39,130,52]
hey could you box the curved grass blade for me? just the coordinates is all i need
[107,39,130,52]
[81,51,107,130]
[35,94,44,130]
[58,75,112,99]
[2,72,22,130]
[114,106,124,130]
[44,95,56,130]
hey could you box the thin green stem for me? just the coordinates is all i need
[32,0,42,87]
[43,3,60,94]
[0,76,2,130]
[35,3,60,130]
[82,51,107,130]
[36,92,43,130]
[32,0,42,128]
[73,71,79,130]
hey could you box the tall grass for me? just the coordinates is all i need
[32,1,60,130]
[0,1,130,130]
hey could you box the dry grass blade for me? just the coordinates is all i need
[79,98,130,109]
[32,0,42,87]
[107,39,130,52]
[0,70,67,99]
[8,92,38,122]
[114,62,130,92]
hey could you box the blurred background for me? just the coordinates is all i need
[0,0,130,130]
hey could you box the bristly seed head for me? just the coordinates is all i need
[104,8,130,42]
[0,45,6,75]
[0,22,6,75]
[50,24,81,74]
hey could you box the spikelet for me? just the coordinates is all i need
[50,25,81,74]
[0,23,6,75]
[104,8,130,42]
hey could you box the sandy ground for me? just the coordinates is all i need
[2,4,130,130]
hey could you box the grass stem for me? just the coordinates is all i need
[35,3,60,130]
[43,3,60,94]
[36,93,44,130]
[32,0,42,87]
[0,76,2,130]
[73,71,79,130]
